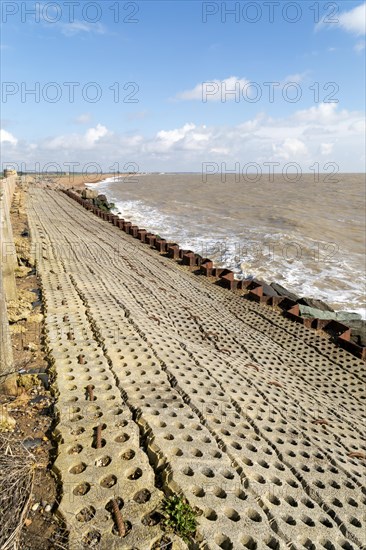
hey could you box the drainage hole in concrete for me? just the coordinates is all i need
[112,520,132,537]
[182,467,194,477]
[286,479,298,488]
[267,494,280,505]
[301,498,315,509]
[151,536,172,550]
[163,434,174,440]
[330,481,341,489]
[92,436,106,449]
[202,467,215,478]
[173,448,183,456]
[247,509,262,522]
[127,468,142,480]
[133,489,151,503]
[70,463,87,474]
[68,444,83,455]
[105,497,124,513]
[121,449,135,461]
[265,537,280,549]
[204,508,218,521]
[100,475,117,488]
[192,449,203,457]
[76,506,96,523]
[71,415,84,422]
[214,534,233,549]
[211,451,222,458]
[73,482,91,496]
[115,433,130,443]
[82,530,101,546]
[301,516,315,527]
[241,535,257,549]
[142,511,161,526]
[220,470,234,480]
[339,541,355,549]
[284,515,296,525]
[252,474,265,485]
[191,485,205,497]
[224,508,240,522]
[314,480,326,489]
[349,516,362,528]
[192,424,202,431]
[319,540,336,550]
[71,427,85,436]
[114,420,128,430]
[235,489,247,501]
[95,456,111,467]
[284,496,298,507]
[213,487,226,498]
[300,538,316,549]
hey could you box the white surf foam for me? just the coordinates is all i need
[90,179,366,319]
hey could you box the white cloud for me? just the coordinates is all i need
[85,124,108,146]
[60,21,106,36]
[294,103,345,125]
[1,104,364,172]
[272,138,308,160]
[44,124,109,150]
[320,143,334,155]
[316,2,366,36]
[0,129,18,145]
[175,77,250,102]
[74,113,92,124]
[338,2,366,36]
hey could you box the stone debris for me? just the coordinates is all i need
[0,408,16,431]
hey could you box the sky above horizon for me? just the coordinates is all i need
[1,0,365,174]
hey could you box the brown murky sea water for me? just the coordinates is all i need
[92,173,366,316]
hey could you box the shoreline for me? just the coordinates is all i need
[85,176,366,323]
[68,186,366,353]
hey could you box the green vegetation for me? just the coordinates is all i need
[162,494,197,542]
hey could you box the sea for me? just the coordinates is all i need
[87,173,366,318]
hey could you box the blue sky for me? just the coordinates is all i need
[1,1,365,172]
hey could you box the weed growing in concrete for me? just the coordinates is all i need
[162,494,197,542]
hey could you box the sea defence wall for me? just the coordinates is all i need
[0,175,18,380]
[64,188,366,361]
[27,187,366,549]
